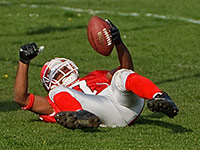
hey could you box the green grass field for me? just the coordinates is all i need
[0,0,200,149]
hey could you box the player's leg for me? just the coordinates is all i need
[49,87,131,129]
[50,86,135,127]
[125,71,178,117]
[112,69,179,118]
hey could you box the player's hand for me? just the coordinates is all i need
[105,19,122,45]
[19,42,44,64]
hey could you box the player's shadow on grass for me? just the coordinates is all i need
[135,115,193,133]
[26,25,87,35]
[0,101,18,112]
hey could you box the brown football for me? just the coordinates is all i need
[87,16,114,56]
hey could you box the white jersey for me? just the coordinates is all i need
[49,69,145,127]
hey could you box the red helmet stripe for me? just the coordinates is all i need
[40,64,48,80]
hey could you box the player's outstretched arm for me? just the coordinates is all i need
[105,20,134,80]
[14,42,53,115]
[109,20,134,70]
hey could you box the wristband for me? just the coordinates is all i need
[21,94,35,110]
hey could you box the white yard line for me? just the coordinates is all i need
[1,1,200,25]
[60,6,200,25]
[57,6,200,24]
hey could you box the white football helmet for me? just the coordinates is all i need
[40,58,79,91]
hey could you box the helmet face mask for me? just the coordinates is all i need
[40,58,79,91]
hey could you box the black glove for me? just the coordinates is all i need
[105,19,122,45]
[19,42,44,64]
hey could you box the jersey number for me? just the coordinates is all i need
[70,80,97,95]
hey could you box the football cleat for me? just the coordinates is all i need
[55,110,102,129]
[147,92,179,118]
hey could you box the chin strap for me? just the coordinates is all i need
[21,94,35,110]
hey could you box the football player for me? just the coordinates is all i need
[14,20,179,129]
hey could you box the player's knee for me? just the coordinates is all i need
[112,69,134,88]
